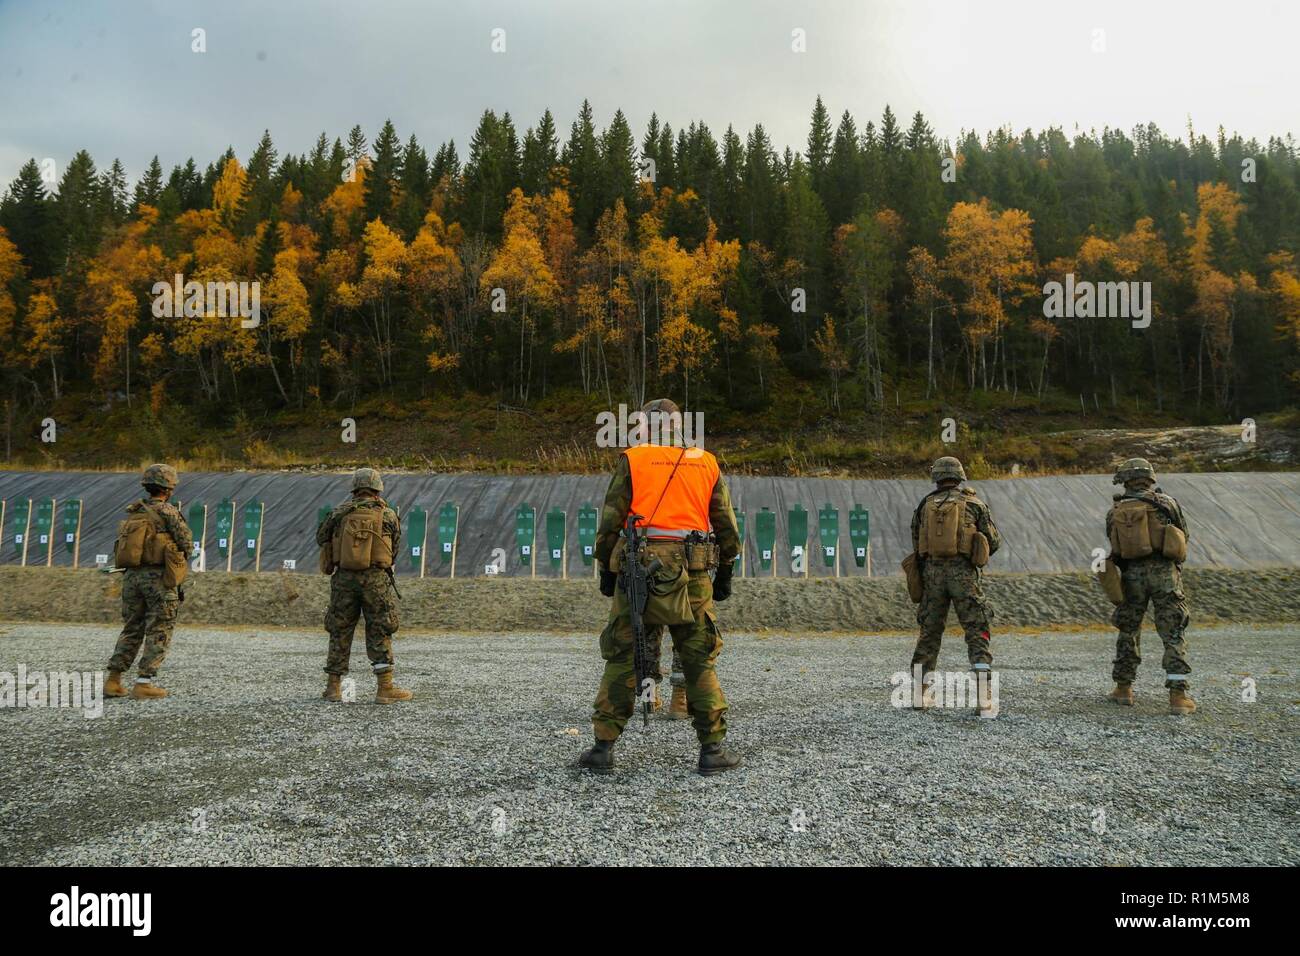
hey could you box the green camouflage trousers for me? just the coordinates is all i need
[109,567,179,678]
[324,568,398,675]
[1112,557,1191,688]
[911,556,992,673]
[593,569,727,744]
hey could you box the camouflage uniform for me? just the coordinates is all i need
[591,452,741,745]
[648,627,685,694]
[1108,485,1192,689]
[316,495,402,676]
[108,495,193,678]
[909,484,1002,675]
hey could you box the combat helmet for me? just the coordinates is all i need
[140,463,178,491]
[351,467,384,494]
[931,456,966,484]
[641,397,681,418]
[1112,458,1155,486]
[640,397,683,445]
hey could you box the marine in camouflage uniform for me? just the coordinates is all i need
[316,468,412,703]
[1105,458,1195,714]
[909,457,1002,707]
[105,464,194,700]
[639,626,689,718]
[579,398,743,775]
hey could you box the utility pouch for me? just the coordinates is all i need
[1161,524,1187,563]
[642,542,694,626]
[1097,557,1124,605]
[969,531,990,568]
[161,544,189,589]
[902,552,924,603]
[685,537,719,571]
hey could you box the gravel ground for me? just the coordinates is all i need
[0,623,1296,866]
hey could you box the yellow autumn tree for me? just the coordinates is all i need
[84,213,165,399]
[658,312,715,408]
[481,189,559,401]
[260,248,312,403]
[212,157,249,231]
[812,315,851,412]
[906,246,953,397]
[1184,182,1246,407]
[408,209,465,376]
[941,199,1035,390]
[24,290,67,399]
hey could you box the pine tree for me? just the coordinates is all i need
[565,100,601,232]
[600,109,638,220]
[396,133,431,237]
[807,96,833,193]
[53,150,101,267]
[346,125,368,164]
[364,119,403,224]
[244,130,279,230]
[0,159,53,278]
[132,156,164,211]
[521,109,559,195]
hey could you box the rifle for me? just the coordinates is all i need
[622,513,662,728]
[385,566,402,599]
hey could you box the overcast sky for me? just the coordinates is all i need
[1,0,1296,190]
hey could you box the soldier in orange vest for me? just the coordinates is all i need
[579,398,743,776]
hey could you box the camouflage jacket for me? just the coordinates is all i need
[594,452,741,569]
[316,495,402,554]
[1106,486,1189,542]
[910,485,1002,556]
[131,496,194,556]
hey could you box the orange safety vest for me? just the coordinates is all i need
[624,443,720,534]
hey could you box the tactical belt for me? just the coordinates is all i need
[641,527,707,540]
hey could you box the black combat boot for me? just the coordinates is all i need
[698,742,742,776]
[578,739,616,774]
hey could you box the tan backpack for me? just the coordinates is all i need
[919,493,963,558]
[115,504,172,567]
[1110,495,1187,563]
[114,503,188,587]
[1111,497,1172,560]
[332,504,393,571]
[918,490,991,567]
[114,509,156,568]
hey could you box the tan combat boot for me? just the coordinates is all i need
[322,674,342,702]
[668,686,690,719]
[1169,687,1197,715]
[375,669,412,704]
[975,672,997,716]
[1107,682,1135,706]
[131,679,168,699]
[912,677,935,710]
[104,670,129,698]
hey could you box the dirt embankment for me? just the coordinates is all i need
[3,566,1299,633]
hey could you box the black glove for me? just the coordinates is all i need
[599,568,618,597]
[711,565,733,602]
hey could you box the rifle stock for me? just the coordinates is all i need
[622,514,661,727]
